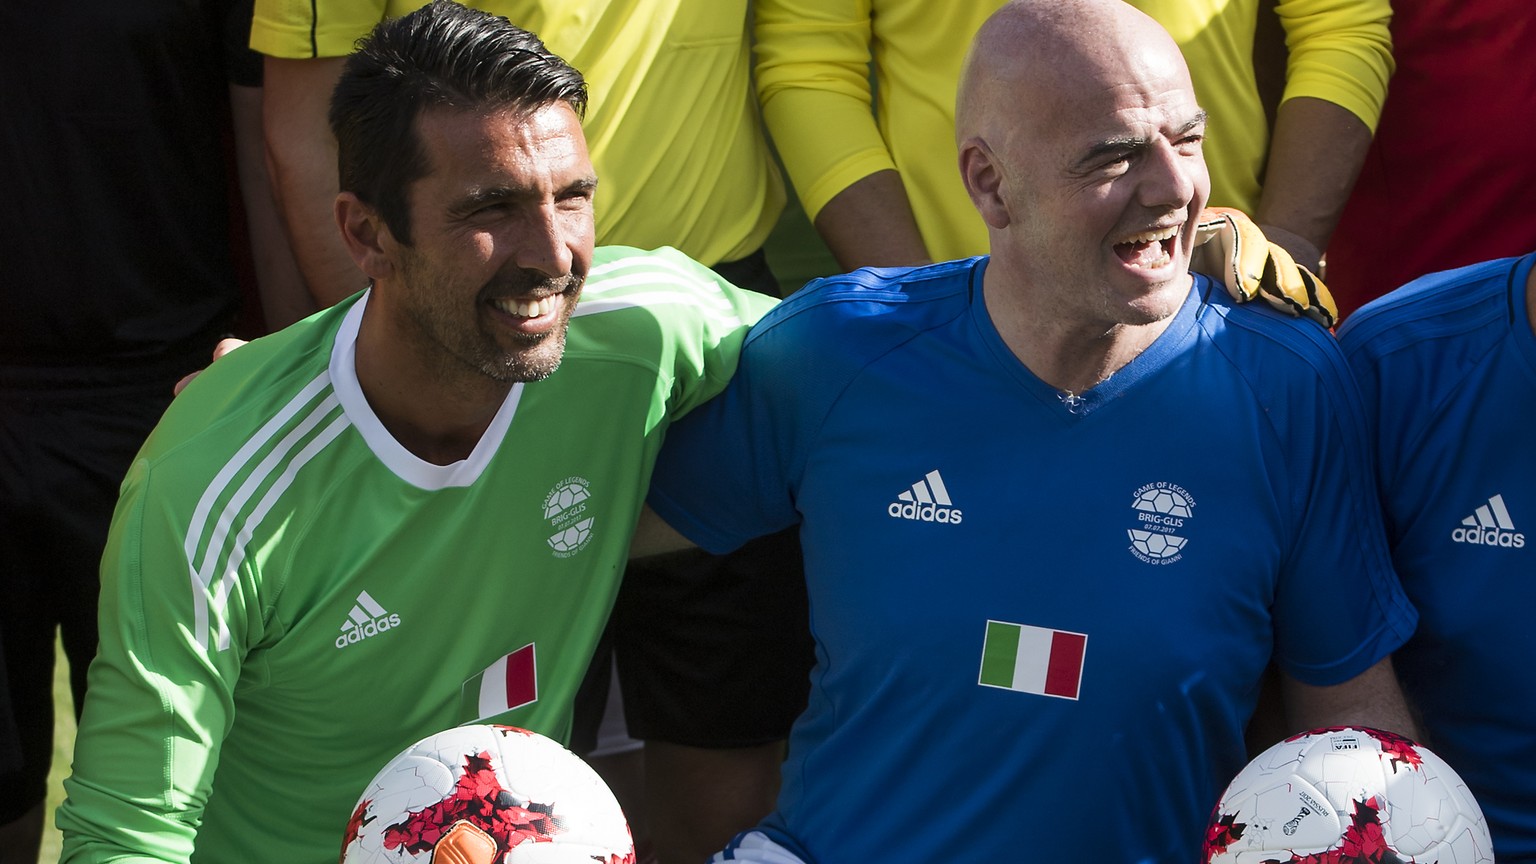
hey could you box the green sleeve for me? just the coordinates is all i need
[646,247,781,420]
[57,459,255,864]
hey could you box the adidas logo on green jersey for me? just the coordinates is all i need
[336,591,401,649]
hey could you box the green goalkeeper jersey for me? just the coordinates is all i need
[57,247,776,864]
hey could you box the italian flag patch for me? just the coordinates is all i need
[462,643,538,721]
[978,620,1086,700]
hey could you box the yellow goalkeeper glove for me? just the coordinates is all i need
[1191,207,1338,329]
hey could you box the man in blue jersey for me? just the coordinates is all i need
[1338,254,1536,860]
[635,0,1420,860]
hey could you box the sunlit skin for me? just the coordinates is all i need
[338,102,597,463]
[1528,264,1536,339]
[957,0,1211,395]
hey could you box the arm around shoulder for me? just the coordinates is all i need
[630,506,699,559]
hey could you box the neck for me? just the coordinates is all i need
[1527,263,1535,339]
[982,263,1179,395]
[353,310,512,466]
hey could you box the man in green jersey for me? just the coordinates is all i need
[55,4,776,861]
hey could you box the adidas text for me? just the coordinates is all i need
[335,613,401,649]
[887,502,963,523]
[1450,527,1525,548]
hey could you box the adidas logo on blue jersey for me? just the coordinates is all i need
[888,470,963,524]
[335,591,402,649]
[1451,494,1525,548]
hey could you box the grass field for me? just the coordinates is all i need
[40,639,75,864]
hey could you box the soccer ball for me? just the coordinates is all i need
[1204,726,1492,863]
[341,724,635,864]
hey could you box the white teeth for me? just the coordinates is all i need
[495,296,555,318]
[1120,226,1179,246]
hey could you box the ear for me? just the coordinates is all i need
[335,192,398,282]
[958,136,1010,230]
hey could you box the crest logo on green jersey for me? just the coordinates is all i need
[544,476,595,558]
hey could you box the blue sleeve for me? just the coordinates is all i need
[1256,315,1418,685]
[647,278,913,553]
[647,304,816,554]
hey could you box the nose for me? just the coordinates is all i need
[1138,139,1203,212]
[510,203,578,278]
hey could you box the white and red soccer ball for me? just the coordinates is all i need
[1204,726,1492,864]
[341,724,635,864]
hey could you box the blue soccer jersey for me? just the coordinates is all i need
[648,258,1417,862]
[1339,252,1536,861]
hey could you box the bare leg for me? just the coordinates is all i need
[645,740,783,864]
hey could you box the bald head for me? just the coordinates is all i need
[954,0,1210,339]
[956,0,1191,149]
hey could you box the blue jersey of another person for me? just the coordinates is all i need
[1339,252,1536,861]
[648,257,1417,862]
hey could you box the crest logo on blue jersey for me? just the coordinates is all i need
[1127,481,1194,564]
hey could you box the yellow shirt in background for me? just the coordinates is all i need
[252,0,785,267]
[755,0,1392,261]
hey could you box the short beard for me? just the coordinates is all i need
[396,252,584,386]
[478,322,569,382]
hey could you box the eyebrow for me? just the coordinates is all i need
[448,176,598,217]
[1075,110,1208,169]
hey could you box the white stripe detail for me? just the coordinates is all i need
[185,372,334,647]
[585,268,732,303]
[586,253,731,294]
[329,295,524,491]
[896,470,953,507]
[1009,625,1058,693]
[573,290,746,327]
[210,412,351,651]
[477,654,512,720]
[1488,494,1516,530]
[925,470,953,506]
[356,591,387,618]
[1465,494,1517,530]
[194,393,341,586]
[1475,505,1497,529]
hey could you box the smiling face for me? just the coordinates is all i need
[376,101,597,387]
[962,5,1210,331]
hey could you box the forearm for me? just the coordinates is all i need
[1254,97,1373,271]
[262,56,368,308]
[813,170,931,271]
[1280,656,1419,739]
[59,639,205,864]
[229,83,315,330]
[629,506,698,559]
[755,0,897,240]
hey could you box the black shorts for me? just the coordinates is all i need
[0,641,22,776]
[571,526,813,752]
[0,373,176,818]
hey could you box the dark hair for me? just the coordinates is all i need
[329,0,588,244]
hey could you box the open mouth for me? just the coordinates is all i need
[1113,225,1179,270]
[490,295,559,319]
